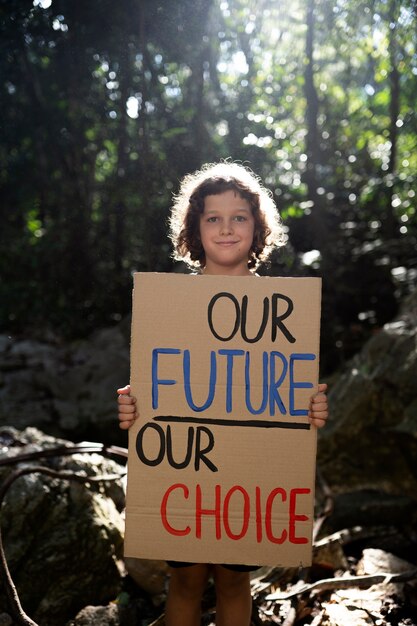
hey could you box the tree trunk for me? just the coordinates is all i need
[113,49,131,292]
[303,0,328,250]
[382,0,400,239]
[138,1,154,270]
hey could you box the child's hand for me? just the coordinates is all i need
[117,384,138,430]
[308,383,328,428]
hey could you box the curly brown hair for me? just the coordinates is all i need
[169,162,287,270]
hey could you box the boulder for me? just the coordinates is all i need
[0,427,125,625]
[0,323,130,446]
[317,289,417,532]
[123,558,168,598]
[67,604,121,626]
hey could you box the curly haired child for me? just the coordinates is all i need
[118,161,328,626]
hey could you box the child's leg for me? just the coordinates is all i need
[213,566,252,626]
[165,564,210,626]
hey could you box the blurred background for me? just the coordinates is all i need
[1,0,416,378]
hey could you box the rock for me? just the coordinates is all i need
[357,548,415,575]
[312,538,349,572]
[67,604,121,626]
[322,548,417,625]
[316,489,416,535]
[124,558,169,597]
[327,548,417,618]
[0,325,130,446]
[0,427,125,626]
[317,289,417,532]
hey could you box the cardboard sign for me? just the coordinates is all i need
[125,273,322,567]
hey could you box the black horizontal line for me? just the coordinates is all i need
[153,415,310,430]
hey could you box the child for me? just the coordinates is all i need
[117,162,329,626]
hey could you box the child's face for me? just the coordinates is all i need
[199,189,255,275]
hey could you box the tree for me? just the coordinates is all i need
[1,0,416,375]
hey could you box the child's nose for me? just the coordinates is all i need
[220,220,233,234]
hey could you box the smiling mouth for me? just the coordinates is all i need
[216,241,239,246]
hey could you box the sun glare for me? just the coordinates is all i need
[126,96,139,119]
[33,0,52,8]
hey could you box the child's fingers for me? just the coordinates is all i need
[309,415,327,428]
[308,383,328,428]
[309,406,328,418]
[117,384,131,395]
[119,403,136,414]
[118,407,139,427]
[119,418,135,430]
[118,400,137,416]
[308,405,328,427]
[118,394,136,406]
[311,398,327,411]
[117,385,138,428]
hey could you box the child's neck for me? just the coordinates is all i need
[202,262,253,276]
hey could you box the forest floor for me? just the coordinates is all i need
[115,530,417,626]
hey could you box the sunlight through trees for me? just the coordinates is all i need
[1,0,416,373]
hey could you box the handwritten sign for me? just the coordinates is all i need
[124,273,322,566]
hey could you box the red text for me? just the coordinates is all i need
[160,483,310,544]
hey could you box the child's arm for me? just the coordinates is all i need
[117,384,138,430]
[308,383,328,428]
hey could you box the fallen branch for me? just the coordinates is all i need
[265,568,417,601]
[0,441,128,467]
[251,524,403,597]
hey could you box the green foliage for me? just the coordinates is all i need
[1,0,416,374]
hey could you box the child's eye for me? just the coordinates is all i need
[234,215,247,221]
[207,216,218,222]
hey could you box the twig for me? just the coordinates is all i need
[148,615,166,626]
